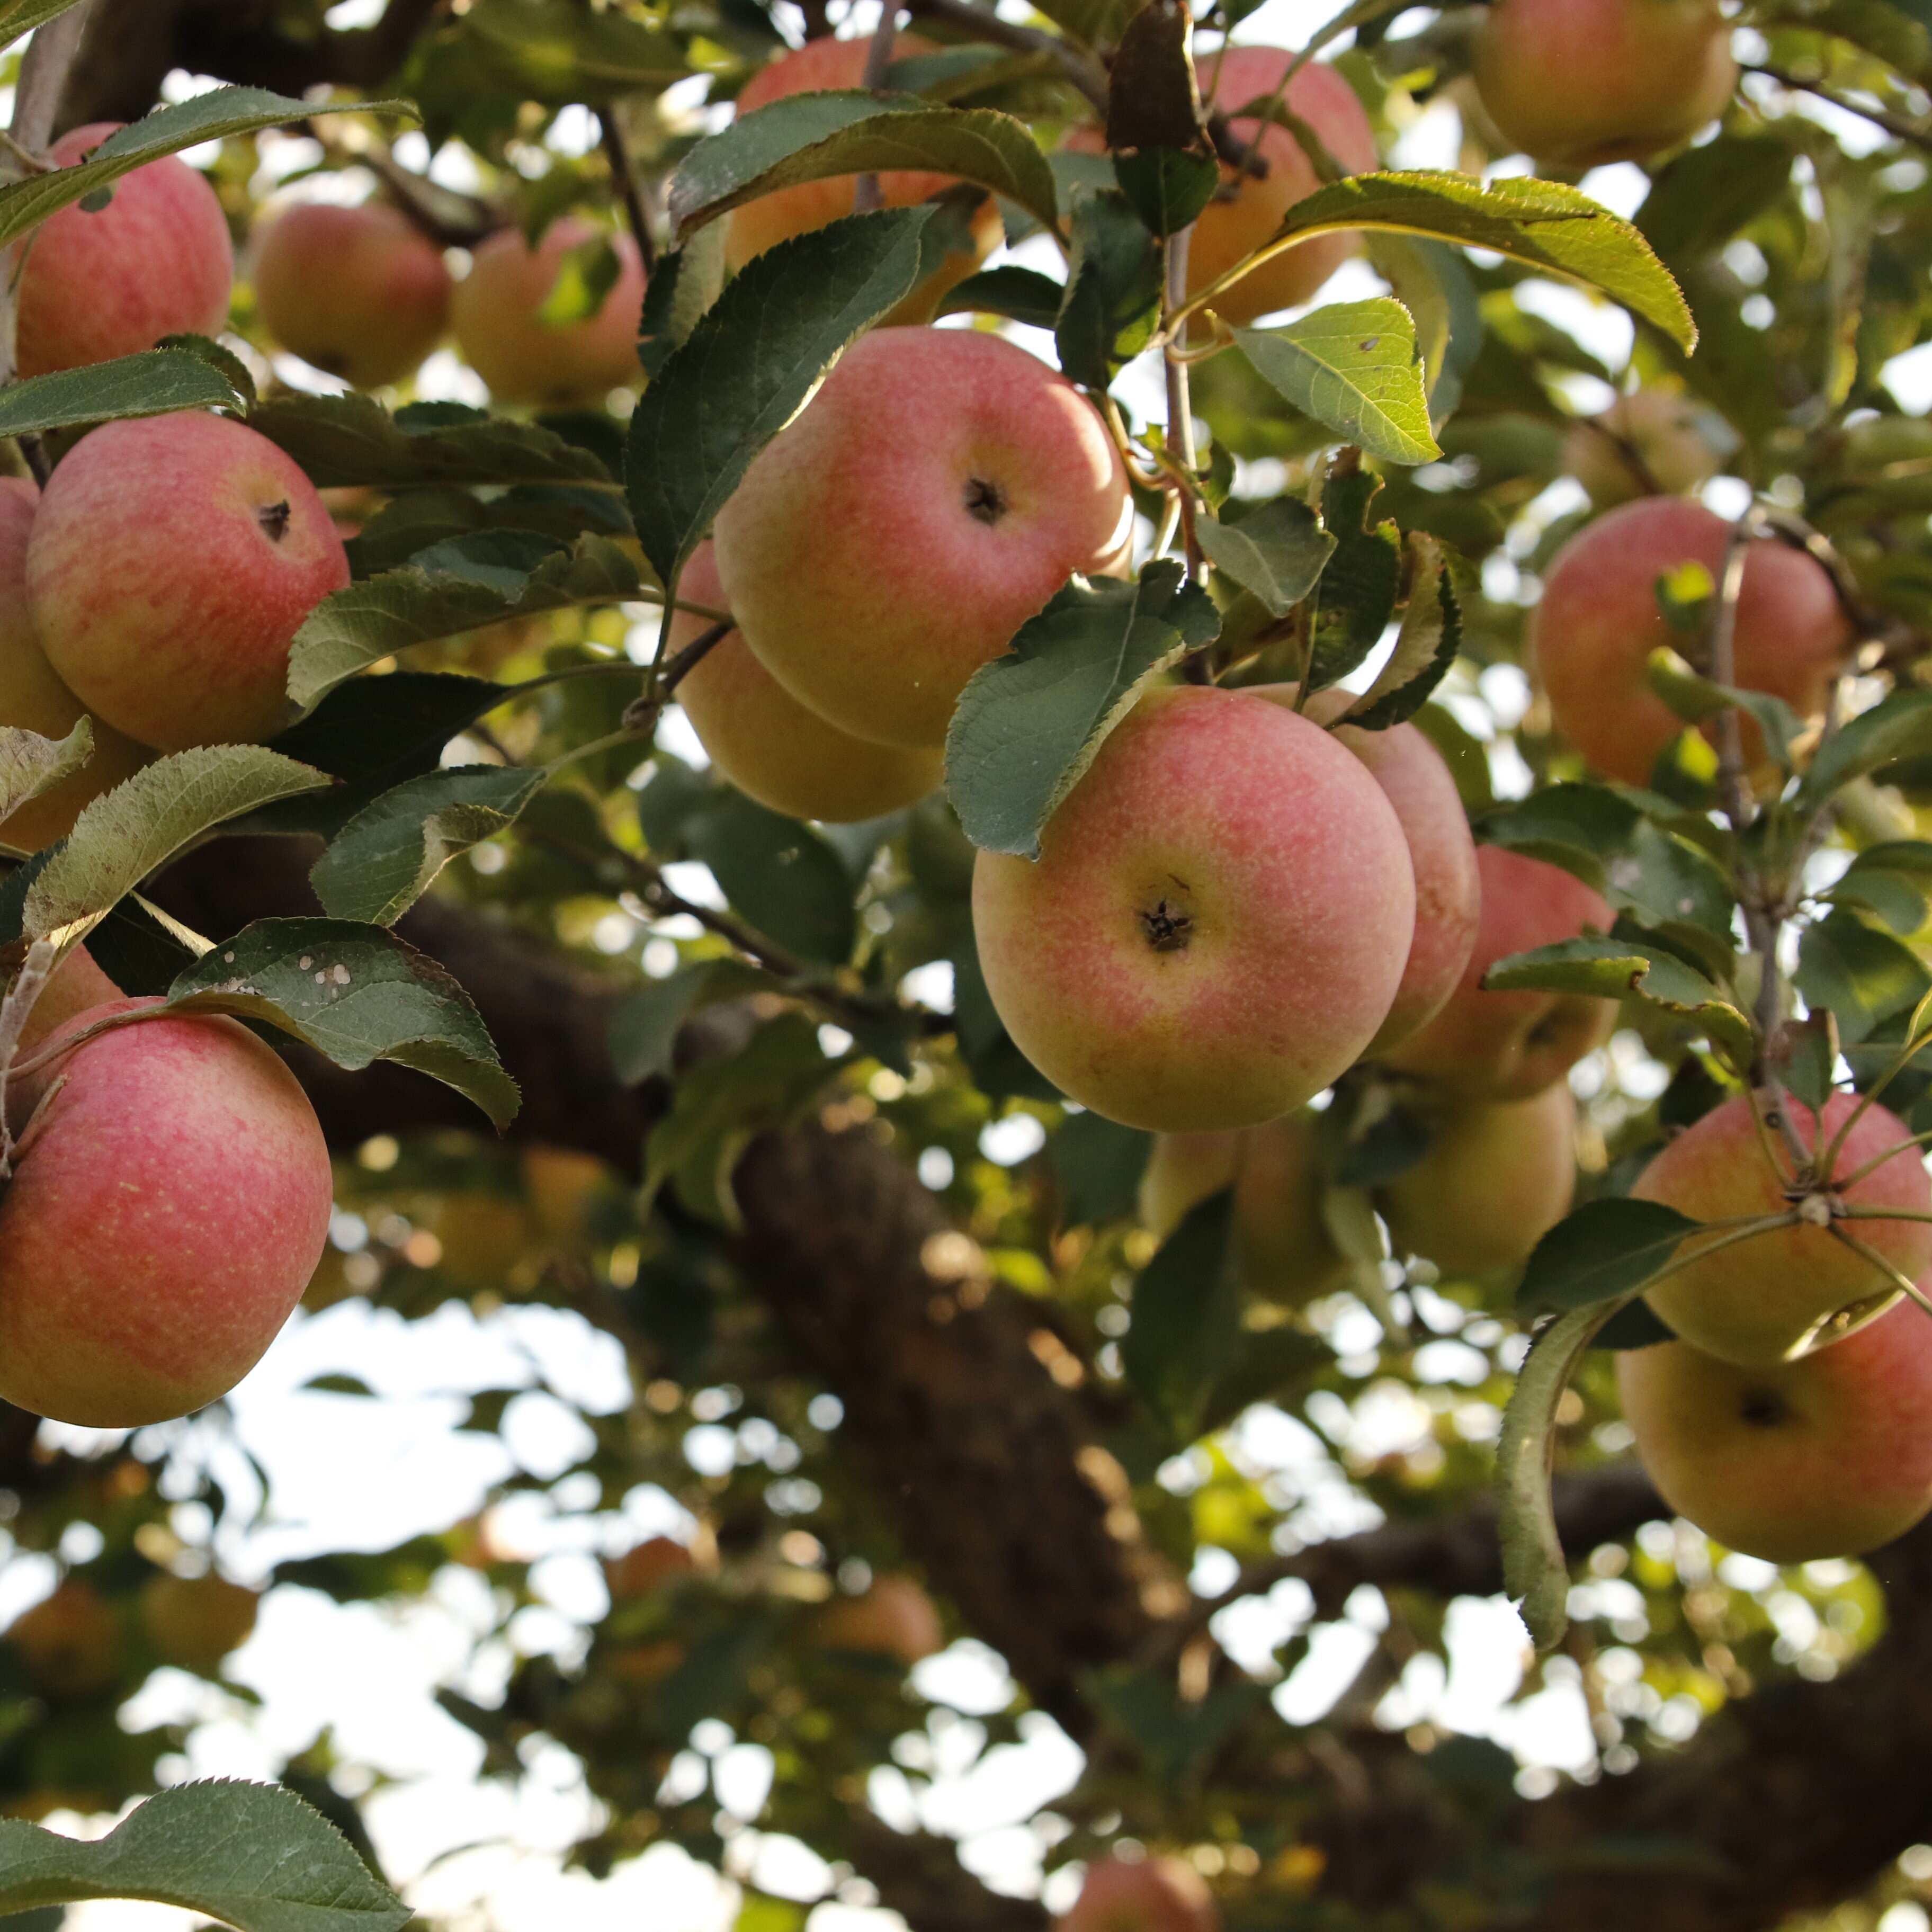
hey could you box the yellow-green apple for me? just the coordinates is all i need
[1473,0,1737,168]
[451,218,646,405]
[138,1571,259,1675]
[604,1535,699,1601]
[28,412,350,750]
[253,201,453,389]
[1140,1113,1350,1304]
[1376,844,1615,1100]
[1186,47,1379,326]
[724,34,1002,325]
[6,1581,121,1697]
[1561,389,1731,508]
[0,477,148,851]
[668,543,942,821]
[1637,1090,1932,1366]
[1258,685,1481,1052]
[1618,1298,1932,1562]
[974,686,1416,1132]
[1378,1081,1577,1277]
[521,1144,616,1246]
[0,998,335,1427]
[817,1573,944,1665]
[1534,497,1853,788]
[16,123,234,378]
[1058,1855,1220,1932]
[713,327,1131,748]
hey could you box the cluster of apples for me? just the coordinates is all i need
[5,1568,258,1700]
[0,135,369,1432]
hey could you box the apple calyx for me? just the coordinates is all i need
[1139,895,1193,953]
[963,476,1009,526]
[257,500,293,542]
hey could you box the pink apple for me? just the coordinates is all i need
[1638,1089,1932,1366]
[451,218,646,406]
[0,998,335,1427]
[28,412,350,750]
[1534,497,1854,788]
[1058,1856,1220,1932]
[16,122,234,377]
[1376,844,1616,1100]
[669,543,942,822]
[253,200,453,389]
[1619,1298,1932,1562]
[713,327,1131,749]
[973,686,1416,1132]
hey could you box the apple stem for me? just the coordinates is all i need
[852,5,903,216]
[1826,1223,1932,1328]
[0,938,58,1180]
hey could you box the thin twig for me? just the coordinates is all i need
[0,938,57,1178]
[1827,1224,1932,1329]
[1746,62,1932,155]
[598,109,658,279]
[852,5,902,215]
[622,618,734,733]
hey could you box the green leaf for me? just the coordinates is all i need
[626,207,941,590]
[0,719,92,827]
[287,533,641,711]
[1517,1197,1707,1315]
[935,264,1067,328]
[1193,497,1334,618]
[667,94,1057,239]
[945,561,1217,858]
[1796,907,1932,1045]
[1053,1110,1151,1226]
[1339,532,1460,728]
[310,766,548,926]
[1831,840,1932,935]
[0,91,415,248]
[1367,233,1483,417]
[0,347,246,439]
[1497,1302,1624,1651]
[249,394,615,491]
[1800,688,1932,811]
[23,749,327,947]
[683,797,857,965]
[637,226,730,380]
[460,0,688,102]
[609,968,708,1084]
[168,918,519,1130]
[1055,186,1162,390]
[1306,468,1400,693]
[1120,1189,1241,1443]
[1637,132,1795,264]
[1213,171,1695,352]
[643,1012,847,1226]
[0,0,90,49]
[1484,934,1751,1069]
[1113,148,1220,236]
[0,1779,407,1929]
[1235,300,1441,466]
[1027,0,1141,51]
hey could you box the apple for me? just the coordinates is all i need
[1562,389,1732,508]
[1533,497,1854,787]
[28,412,351,750]
[1376,844,1616,1101]
[450,217,646,406]
[713,327,1131,749]
[604,1535,699,1601]
[6,1581,121,1698]
[1140,1113,1350,1304]
[1473,0,1738,168]
[1258,685,1481,1053]
[253,201,453,390]
[0,477,148,851]
[668,543,942,821]
[817,1573,944,1665]
[138,1571,260,1675]
[1638,1089,1932,1367]
[0,997,335,1427]
[15,946,120,1050]
[1185,47,1379,326]
[724,34,1002,325]
[1059,1855,1220,1932]
[1618,1298,1932,1562]
[15,123,234,378]
[521,1144,617,1246]
[973,685,1416,1132]
[1378,1081,1577,1277]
